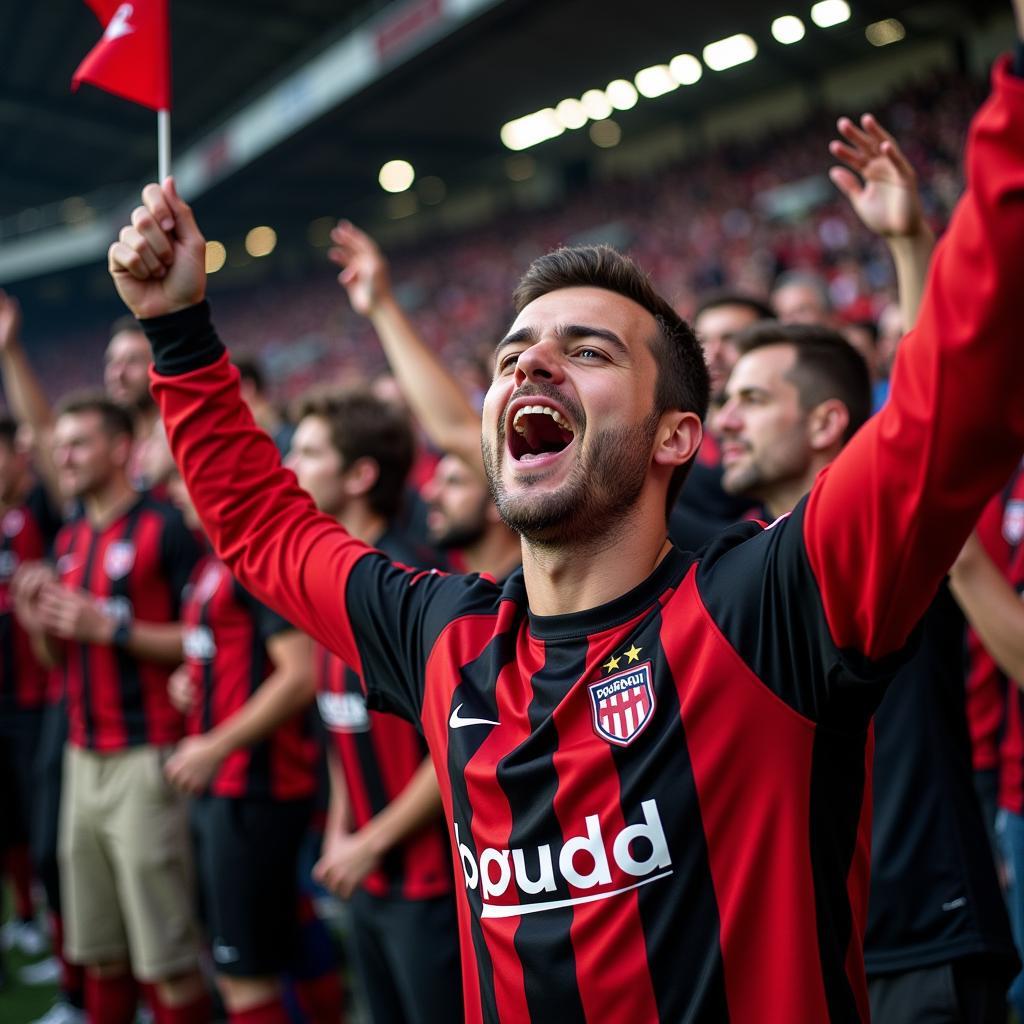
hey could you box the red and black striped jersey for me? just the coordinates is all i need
[150,58,1024,1024]
[182,553,317,800]
[315,529,452,901]
[55,492,200,751]
[0,483,62,714]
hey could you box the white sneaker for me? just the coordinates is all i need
[29,1002,87,1024]
[20,955,62,985]
[12,919,49,957]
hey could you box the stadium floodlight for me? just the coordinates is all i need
[771,15,806,44]
[501,109,564,151]
[668,53,703,86]
[555,98,588,130]
[810,0,851,28]
[245,226,277,258]
[378,159,416,192]
[702,33,758,72]
[205,241,226,274]
[605,79,639,111]
[865,18,905,46]
[580,89,613,120]
[589,119,622,148]
[634,65,678,99]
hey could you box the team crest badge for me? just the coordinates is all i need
[589,660,656,747]
[104,541,136,580]
[1004,501,1024,546]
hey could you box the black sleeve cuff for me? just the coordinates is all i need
[1015,41,1024,78]
[140,300,226,376]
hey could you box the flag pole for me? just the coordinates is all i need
[158,109,171,182]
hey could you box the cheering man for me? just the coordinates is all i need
[107,25,1024,1023]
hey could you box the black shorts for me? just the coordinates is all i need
[348,887,462,1024]
[869,955,1009,1024]
[0,708,43,850]
[191,794,312,977]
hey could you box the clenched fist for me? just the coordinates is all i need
[108,177,207,320]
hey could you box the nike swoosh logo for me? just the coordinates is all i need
[449,703,500,729]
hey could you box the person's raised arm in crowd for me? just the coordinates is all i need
[829,114,935,329]
[328,221,486,482]
[0,291,61,504]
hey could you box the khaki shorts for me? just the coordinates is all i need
[59,744,201,981]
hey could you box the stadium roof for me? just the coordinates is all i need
[1,0,1011,295]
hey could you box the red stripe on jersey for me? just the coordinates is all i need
[680,571,832,1021]
[550,629,659,1022]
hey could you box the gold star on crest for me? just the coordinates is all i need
[624,645,642,664]
[603,655,621,672]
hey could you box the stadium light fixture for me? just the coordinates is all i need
[205,241,226,274]
[634,65,678,99]
[580,89,613,120]
[702,33,758,72]
[810,0,851,28]
[668,53,703,86]
[378,159,416,193]
[245,226,277,258]
[555,98,588,130]
[501,109,564,151]
[590,119,622,148]
[605,79,639,111]
[771,15,806,44]
[865,18,905,46]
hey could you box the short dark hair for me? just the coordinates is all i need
[299,390,413,521]
[734,322,871,442]
[109,315,144,340]
[694,290,774,323]
[0,416,17,449]
[233,355,266,394]
[513,245,710,508]
[56,392,135,441]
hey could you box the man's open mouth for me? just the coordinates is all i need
[507,404,576,464]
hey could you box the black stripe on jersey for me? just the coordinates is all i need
[610,610,730,1022]
[447,629,513,1024]
[200,599,214,734]
[79,525,102,747]
[111,506,147,745]
[809,724,869,1023]
[498,639,587,1024]
[245,610,273,798]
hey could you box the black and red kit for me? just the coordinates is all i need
[182,553,316,800]
[55,492,200,751]
[316,529,452,901]
[147,58,1024,1024]
[0,483,62,715]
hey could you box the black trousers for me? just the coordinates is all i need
[869,956,1009,1024]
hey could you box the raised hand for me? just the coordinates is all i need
[0,290,22,352]
[828,114,928,240]
[327,220,392,317]
[108,178,207,320]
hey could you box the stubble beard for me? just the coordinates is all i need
[482,407,661,547]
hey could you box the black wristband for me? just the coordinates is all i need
[1015,41,1024,78]
[140,300,226,376]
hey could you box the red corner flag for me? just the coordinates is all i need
[72,0,171,111]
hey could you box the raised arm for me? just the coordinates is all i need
[328,221,486,481]
[107,181,472,721]
[804,50,1024,660]
[0,291,61,504]
[829,114,934,327]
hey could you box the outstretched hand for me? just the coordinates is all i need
[108,177,207,320]
[327,221,392,317]
[828,114,928,240]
